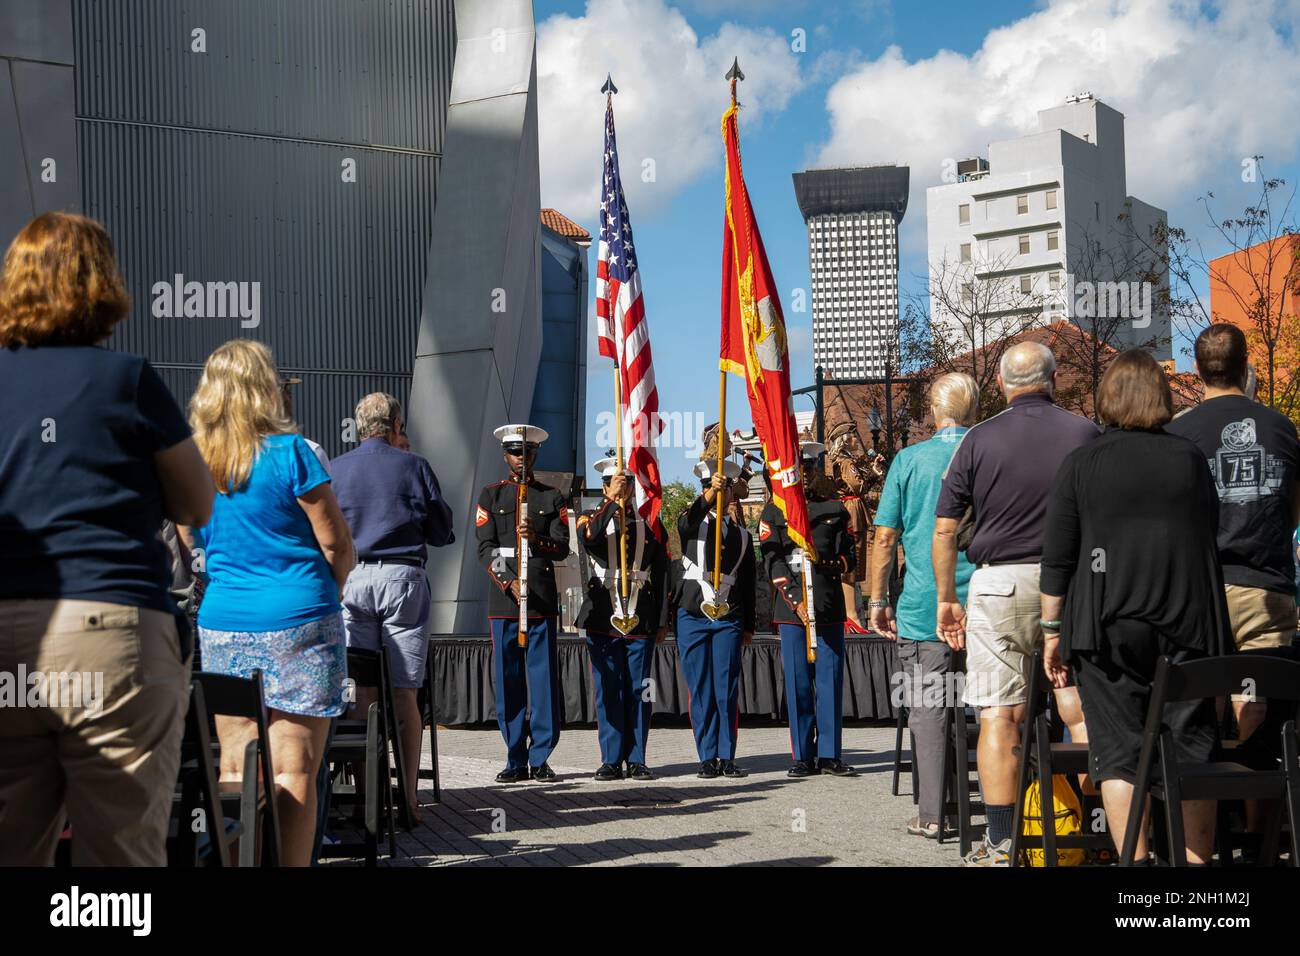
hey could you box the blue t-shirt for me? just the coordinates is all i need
[0,345,191,613]
[875,427,976,641]
[195,433,340,632]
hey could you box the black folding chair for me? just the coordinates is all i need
[169,681,239,867]
[1122,653,1300,867]
[357,645,411,829]
[195,669,282,866]
[1010,650,1113,866]
[890,704,916,800]
[318,702,386,866]
[339,645,413,825]
[938,700,983,855]
[420,641,442,804]
[319,647,398,864]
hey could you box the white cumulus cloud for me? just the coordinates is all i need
[814,0,1300,258]
[536,0,805,222]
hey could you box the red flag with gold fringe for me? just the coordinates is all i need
[719,99,817,560]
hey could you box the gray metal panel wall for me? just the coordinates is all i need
[73,0,452,153]
[83,121,438,372]
[154,364,413,460]
[70,0,455,459]
[0,0,79,245]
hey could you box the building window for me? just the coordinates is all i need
[958,203,970,225]
[1049,272,1061,291]
[1095,201,1100,221]
[1018,235,1030,255]
[1016,194,1029,215]
[1046,230,1059,251]
[961,282,973,307]
[1020,275,1032,294]
[960,242,971,263]
[1046,189,1057,210]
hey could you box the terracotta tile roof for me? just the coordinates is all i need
[540,208,591,242]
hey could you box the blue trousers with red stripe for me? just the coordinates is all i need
[586,633,655,766]
[779,622,846,761]
[490,617,560,769]
[676,609,743,762]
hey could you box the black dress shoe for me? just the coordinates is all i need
[593,763,623,781]
[719,760,748,778]
[697,759,720,779]
[529,762,557,781]
[495,766,529,783]
[626,762,654,780]
[787,760,819,778]
[817,758,858,777]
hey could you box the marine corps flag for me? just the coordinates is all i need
[719,85,817,560]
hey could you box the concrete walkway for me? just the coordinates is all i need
[323,724,974,866]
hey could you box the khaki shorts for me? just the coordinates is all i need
[962,564,1043,708]
[0,598,190,866]
[1225,584,1297,651]
[1225,584,1296,703]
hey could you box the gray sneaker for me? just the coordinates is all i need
[962,836,1011,867]
[906,816,940,839]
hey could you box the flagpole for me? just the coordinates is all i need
[714,61,743,598]
[603,75,634,633]
[613,300,630,616]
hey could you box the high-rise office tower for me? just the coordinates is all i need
[793,165,910,379]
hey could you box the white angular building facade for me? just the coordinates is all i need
[925,96,1171,361]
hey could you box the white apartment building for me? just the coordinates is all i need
[926,95,1171,361]
[794,166,910,379]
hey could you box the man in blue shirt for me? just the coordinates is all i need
[331,393,455,823]
[870,372,978,839]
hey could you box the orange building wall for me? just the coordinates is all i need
[1208,235,1300,402]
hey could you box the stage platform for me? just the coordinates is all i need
[428,634,901,726]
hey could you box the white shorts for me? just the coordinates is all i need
[962,563,1042,708]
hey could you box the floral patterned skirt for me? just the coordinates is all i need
[199,612,347,717]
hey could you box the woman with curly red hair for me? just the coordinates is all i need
[0,212,214,866]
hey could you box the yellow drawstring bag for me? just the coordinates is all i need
[1021,775,1085,867]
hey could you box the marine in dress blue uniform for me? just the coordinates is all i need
[760,442,859,777]
[674,459,756,778]
[475,425,570,783]
[577,457,669,781]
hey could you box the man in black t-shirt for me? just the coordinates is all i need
[1168,324,1300,740]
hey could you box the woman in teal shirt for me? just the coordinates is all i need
[185,340,355,866]
[869,372,978,839]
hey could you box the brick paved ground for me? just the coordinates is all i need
[322,723,978,866]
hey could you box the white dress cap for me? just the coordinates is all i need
[494,424,549,446]
[693,459,743,481]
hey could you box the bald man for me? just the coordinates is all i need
[930,341,1099,866]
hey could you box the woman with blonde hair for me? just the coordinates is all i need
[0,212,214,866]
[185,339,354,866]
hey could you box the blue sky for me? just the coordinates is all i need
[533,0,1300,483]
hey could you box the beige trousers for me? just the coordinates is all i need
[0,599,190,866]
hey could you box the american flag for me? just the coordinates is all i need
[595,92,663,537]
